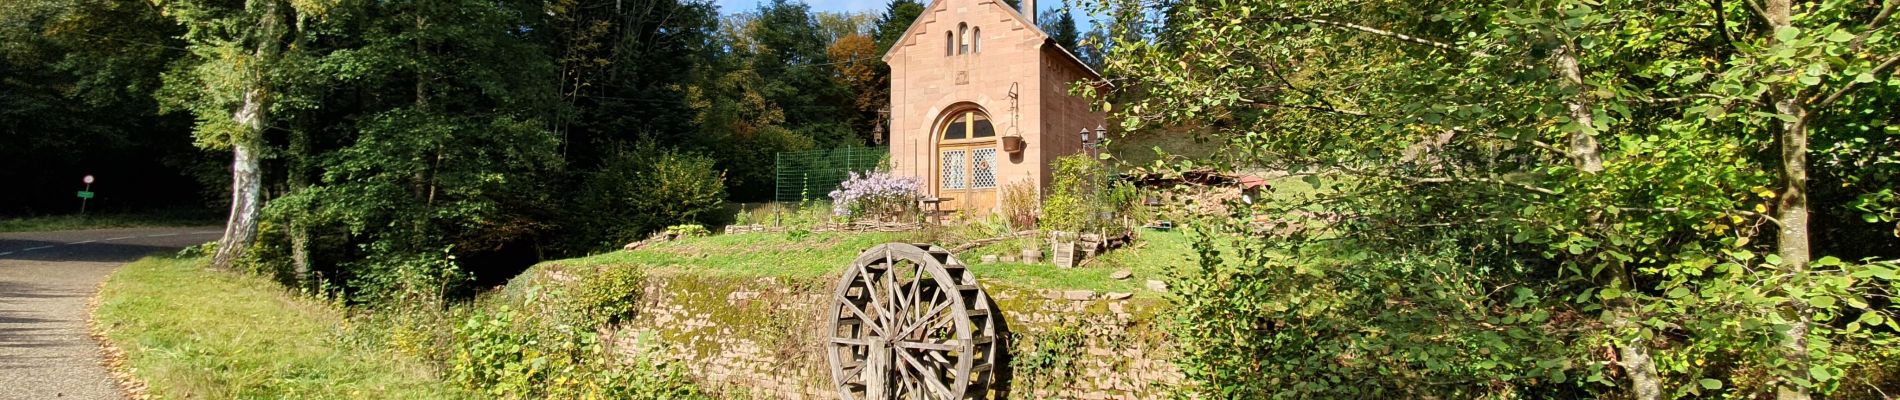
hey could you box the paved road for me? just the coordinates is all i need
[0,226,221,400]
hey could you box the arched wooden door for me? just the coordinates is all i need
[936,110,998,213]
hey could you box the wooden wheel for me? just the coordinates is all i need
[826,243,1000,400]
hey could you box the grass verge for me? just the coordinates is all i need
[0,210,219,232]
[92,256,464,399]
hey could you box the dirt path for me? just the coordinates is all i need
[0,226,220,400]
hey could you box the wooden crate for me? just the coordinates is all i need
[1052,241,1078,268]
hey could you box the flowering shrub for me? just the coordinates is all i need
[829,171,921,221]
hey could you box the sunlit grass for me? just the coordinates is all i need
[543,228,1205,296]
[94,256,464,399]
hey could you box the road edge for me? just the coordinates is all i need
[87,276,151,400]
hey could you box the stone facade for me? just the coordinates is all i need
[610,274,1182,399]
[883,0,1107,214]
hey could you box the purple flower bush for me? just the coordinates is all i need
[829,171,921,221]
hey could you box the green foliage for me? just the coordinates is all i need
[451,305,706,400]
[554,265,649,328]
[564,142,728,253]
[451,264,701,399]
[666,224,712,239]
[1010,323,1086,392]
[1039,5,1081,52]
[1044,154,1136,234]
[872,0,926,53]
[1042,155,1098,233]
[1089,0,1900,397]
[349,246,471,308]
[1171,221,1586,397]
[0,0,212,216]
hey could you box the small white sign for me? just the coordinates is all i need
[83,175,94,184]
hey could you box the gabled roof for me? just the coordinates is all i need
[880,0,1104,82]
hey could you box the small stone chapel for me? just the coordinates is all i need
[882,0,1108,214]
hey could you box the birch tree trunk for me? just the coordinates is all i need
[1557,40,1659,400]
[212,87,267,269]
[211,0,279,270]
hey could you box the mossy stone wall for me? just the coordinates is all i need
[608,272,1183,399]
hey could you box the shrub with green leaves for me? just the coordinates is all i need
[1092,0,1900,397]
[1044,154,1138,235]
[1044,154,1102,234]
[565,142,728,253]
[450,306,706,399]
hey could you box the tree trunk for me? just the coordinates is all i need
[287,127,312,286]
[1554,41,1604,174]
[1773,96,1813,400]
[288,221,311,282]
[212,87,267,269]
[1612,299,1663,400]
[1763,1,1813,399]
[212,0,280,270]
[1557,40,1658,400]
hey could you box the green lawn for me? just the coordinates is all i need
[93,256,465,399]
[545,228,1204,295]
[0,210,219,232]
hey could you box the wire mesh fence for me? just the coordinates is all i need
[774,146,889,203]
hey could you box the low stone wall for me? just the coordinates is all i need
[609,273,1182,399]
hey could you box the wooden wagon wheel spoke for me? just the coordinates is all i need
[828,243,999,400]
[854,262,889,323]
[833,294,885,337]
[895,349,958,399]
[896,296,954,339]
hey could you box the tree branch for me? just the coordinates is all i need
[1242,99,1370,116]
[1853,0,1897,52]
[1807,53,1900,116]
[1404,176,1560,195]
[1333,165,1559,196]
[1710,0,1739,55]
[1277,16,1491,57]
[1743,0,1776,26]
[1260,58,1369,116]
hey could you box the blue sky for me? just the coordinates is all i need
[709,0,1094,31]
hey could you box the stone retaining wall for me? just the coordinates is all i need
[610,273,1182,399]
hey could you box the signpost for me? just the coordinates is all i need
[78,175,94,214]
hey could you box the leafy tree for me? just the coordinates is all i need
[156,0,330,269]
[872,0,925,53]
[251,0,563,295]
[564,142,727,252]
[546,0,719,169]
[829,33,885,145]
[1038,6,1080,52]
[1090,0,1899,398]
[815,11,877,43]
[750,0,849,131]
[0,0,210,216]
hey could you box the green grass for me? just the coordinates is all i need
[553,231,917,279]
[545,228,1204,295]
[0,210,219,232]
[94,256,465,399]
